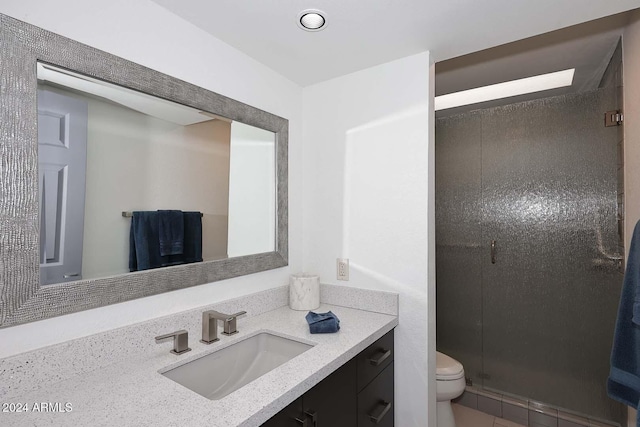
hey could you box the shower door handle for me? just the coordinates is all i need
[491,240,497,264]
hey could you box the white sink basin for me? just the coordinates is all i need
[161,332,313,400]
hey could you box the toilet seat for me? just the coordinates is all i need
[436,351,464,381]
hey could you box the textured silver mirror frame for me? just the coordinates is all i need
[0,14,288,327]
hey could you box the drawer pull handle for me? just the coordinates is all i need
[369,400,392,424]
[295,416,308,427]
[368,349,391,366]
[305,410,317,427]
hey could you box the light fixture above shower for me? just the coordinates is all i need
[435,68,575,111]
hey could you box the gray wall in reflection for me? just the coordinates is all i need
[436,87,623,423]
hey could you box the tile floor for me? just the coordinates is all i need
[453,403,527,427]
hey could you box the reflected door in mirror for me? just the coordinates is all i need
[38,89,88,285]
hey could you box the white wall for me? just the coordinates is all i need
[80,94,232,279]
[0,0,303,357]
[302,52,434,426]
[623,9,640,427]
[427,60,437,427]
[228,122,276,257]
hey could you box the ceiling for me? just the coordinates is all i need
[151,0,640,86]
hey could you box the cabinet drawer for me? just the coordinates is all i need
[358,362,394,427]
[357,329,394,392]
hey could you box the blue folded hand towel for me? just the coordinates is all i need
[305,311,340,334]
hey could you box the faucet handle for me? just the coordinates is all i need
[226,311,247,321]
[205,310,246,321]
[220,311,246,336]
[155,330,191,355]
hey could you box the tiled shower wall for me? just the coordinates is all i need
[599,39,625,272]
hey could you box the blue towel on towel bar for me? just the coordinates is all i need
[129,211,159,272]
[129,211,203,272]
[158,210,184,256]
[182,211,203,264]
[608,219,640,425]
[305,311,340,334]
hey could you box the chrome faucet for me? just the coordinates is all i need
[201,310,247,344]
[155,330,191,355]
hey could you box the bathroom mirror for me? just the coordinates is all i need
[37,63,276,285]
[0,14,288,327]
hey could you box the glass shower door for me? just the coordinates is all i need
[435,111,484,386]
[480,89,623,421]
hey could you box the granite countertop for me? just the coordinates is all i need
[1,303,397,427]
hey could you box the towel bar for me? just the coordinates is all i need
[122,211,203,217]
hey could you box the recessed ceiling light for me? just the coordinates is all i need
[297,9,327,32]
[435,68,576,111]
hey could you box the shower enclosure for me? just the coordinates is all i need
[436,87,623,423]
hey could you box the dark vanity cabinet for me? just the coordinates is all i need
[262,329,394,427]
[356,329,394,427]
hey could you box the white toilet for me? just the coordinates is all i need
[436,351,465,427]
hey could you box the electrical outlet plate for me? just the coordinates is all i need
[337,258,349,281]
